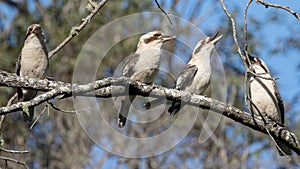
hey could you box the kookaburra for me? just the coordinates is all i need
[168,32,222,115]
[246,55,291,156]
[16,24,49,122]
[117,30,175,127]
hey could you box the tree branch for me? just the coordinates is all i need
[0,70,299,155]
[0,148,29,154]
[154,0,173,25]
[219,0,246,66]
[48,0,110,59]
[0,156,28,169]
[243,0,253,52]
[255,0,300,20]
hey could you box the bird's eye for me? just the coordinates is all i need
[28,28,33,32]
[154,33,161,38]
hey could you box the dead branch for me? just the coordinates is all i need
[154,0,173,25]
[255,0,300,20]
[48,0,110,59]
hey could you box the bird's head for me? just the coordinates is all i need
[25,24,45,40]
[193,31,223,56]
[137,30,176,50]
[248,55,270,74]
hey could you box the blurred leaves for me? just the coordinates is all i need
[0,0,299,168]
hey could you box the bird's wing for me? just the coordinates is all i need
[16,53,23,100]
[175,64,198,90]
[122,52,140,77]
[16,53,21,76]
[274,83,285,124]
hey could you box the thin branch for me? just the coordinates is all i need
[29,104,49,130]
[243,0,253,52]
[247,91,291,158]
[48,102,87,114]
[0,156,28,169]
[255,0,300,20]
[0,148,29,154]
[0,93,17,132]
[154,0,173,25]
[219,0,246,66]
[220,0,253,121]
[48,0,109,59]
[265,124,291,159]
[220,0,276,79]
[0,71,299,155]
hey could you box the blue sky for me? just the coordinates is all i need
[0,0,299,167]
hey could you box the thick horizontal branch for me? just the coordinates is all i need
[0,70,299,155]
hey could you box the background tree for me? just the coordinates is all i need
[0,0,299,168]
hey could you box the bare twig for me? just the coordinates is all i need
[219,0,247,66]
[243,0,253,52]
[0,148,29,154]
[220,0,252,116]
[0,156,28,169]
[243,0,253,108]
[0,93,18,138]
[154,0,173,25]
[220,0,275,78]
[48,0,109,59]
[255,0,300,20]
[48,102,88,114]
[265,125,291,159]
[29,104,49,130]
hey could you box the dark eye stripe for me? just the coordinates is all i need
[144,36,158,44]
[194,40,205,55]
[257,58,269,73]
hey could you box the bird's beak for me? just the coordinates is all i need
[161,35,176,42]
[208,31,223,45]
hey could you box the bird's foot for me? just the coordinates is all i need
[169,110,178,116]
[118,119,125,128]
[45,76,55,81]
[144,102,151,110]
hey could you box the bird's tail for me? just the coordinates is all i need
[23,107,34,123]
[118,96,135,128]
[17,88,23,100]
[19,89,37,123]
[168,101,182,116]
[276,139,292,156]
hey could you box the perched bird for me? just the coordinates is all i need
[117,31,175,127]
[246,55,291,156]
[16,24,49,122]
[168,32,222,115]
